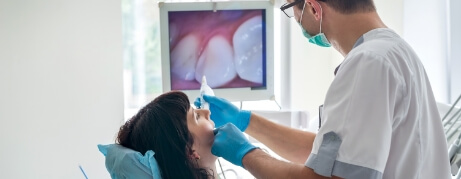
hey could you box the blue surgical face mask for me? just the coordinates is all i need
[298,2,331,47]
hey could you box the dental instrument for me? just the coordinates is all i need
[444,109,461,134]
[443,93,461,129]
[444,93,461,141]
[443,94,461,122]
[445,112,461,141]
[79,165,88,179]
[443,93,461,176]
[200,76,214,110]
[456,167,461,179]
[199,76,227,179]
[449,138,461,162]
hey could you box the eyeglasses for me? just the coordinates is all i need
[280,0,304,18]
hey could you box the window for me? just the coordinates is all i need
[122,0,162,119]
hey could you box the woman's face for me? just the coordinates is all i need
[186,107,215,156]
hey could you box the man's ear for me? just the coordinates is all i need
[307,0,322,20]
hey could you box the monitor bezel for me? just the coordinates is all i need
[159,0,275,102]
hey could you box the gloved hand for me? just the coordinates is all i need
[212,123,258,167]
[194,95,251,131]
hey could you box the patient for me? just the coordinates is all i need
[116,91,217,178]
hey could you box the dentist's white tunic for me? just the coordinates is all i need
[305,28,451,179]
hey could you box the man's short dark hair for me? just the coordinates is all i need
[297,0,376,14]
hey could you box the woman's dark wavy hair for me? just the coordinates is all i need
[116,91,212,179]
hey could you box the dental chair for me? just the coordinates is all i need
[440,94,461,178]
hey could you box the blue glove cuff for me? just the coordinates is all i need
[237,110,251,131]
[235,143,259,168]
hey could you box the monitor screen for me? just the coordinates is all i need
[159,1,274,102]
[168,9,266,90]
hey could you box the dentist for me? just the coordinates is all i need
[198,0,452,178]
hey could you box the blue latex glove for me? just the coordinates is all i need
[194,95,251,131]
[212,123,258,167]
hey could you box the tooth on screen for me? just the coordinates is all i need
[195,35,237,88]
[232,15,263,84]
[170,34,200,81]
[169,22,179,45]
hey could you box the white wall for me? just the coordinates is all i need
[375,0,403,35]
[289,0,404,114]
[403,0,449,103]
[449,0,461,102]
[0,0,123,178]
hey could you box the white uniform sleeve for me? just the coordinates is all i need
[305,51,404,179]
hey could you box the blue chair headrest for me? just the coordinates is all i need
[97,144,162,179]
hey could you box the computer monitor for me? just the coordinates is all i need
[159,0,274,102]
